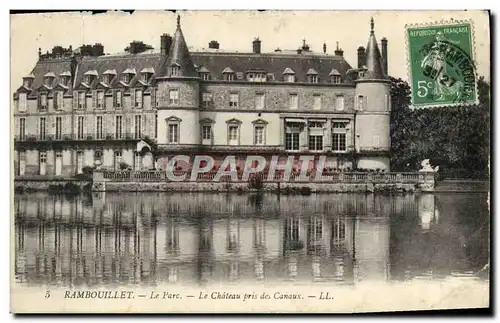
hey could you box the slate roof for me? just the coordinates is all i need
[16,16,369,96]
[190,52,352,83]
[74,53,165,90]
[359,18,387,80]
[19,58,74,96]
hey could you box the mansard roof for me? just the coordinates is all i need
[74,53,164,89]
[21,58,74,96]
[192,52,351,83]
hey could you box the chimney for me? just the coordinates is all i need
[208,40,220,49]
[252,37,261,54]
[161,33,173,56]
[381,37,388,75]
[323,43,327,54]
[92,43,104,56]
[357,46,365,68]
[334,41,344,57]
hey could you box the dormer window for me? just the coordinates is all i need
[43,72,55,87]
[170,64,181,77]
[59,71,71,87]
[222,67,235,81]
[307,69,319,83]
[121,68,136,84]
[358,66,368,78]
[283,68,295,83]
[103,69,116,85]
[22,74,34,88]
[121,74,130,83]
[329,69,342,84]
[246,70,267,82]
[198,66,211,81]
[140,67,154,83]
[83,70,98,85]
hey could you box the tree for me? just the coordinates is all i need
[389,76,490,179]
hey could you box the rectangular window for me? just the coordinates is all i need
[40,151,47,162]
[169,89,179,105]
[331,75,341,84]
[77,116,84,139]
[228,126,238,141]
[357,95,365,111]
[309,121,323,128]
[254,126,265,145]
[55,117,62,140]
[255,93,265,110]
[114,151,122,171]
[336,95,345,111]
[313,94,322,110]
[78,92,85,109]
[97,91,105,109]
[310,75,319,83]
[53,92,60,110]
[332,133,347,151]
[94,150,103,164]
[285,133,300,151]
[39,152,47,174]
[202,92,213,108]
[289,94,298,110]
[115,116,123,139]
[39,117,46,140]
[18,151,26,176]
[201,73,210,81]
[96,115,103,139]
[39,93,48,110]
[332,122,347,129]
[168,124,179,143]
[115,91,122,108]
[19,118,25,140]
[121,74,129,83]
[171,66,180,76]
[135,89,143,108]
[134,115,142,139]
[202,125,212,140]
[309,135,323,151]
[229,93,239,107]
[18,93,27,112]
[285,74,295,83]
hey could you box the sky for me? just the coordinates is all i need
[10,10,490,91]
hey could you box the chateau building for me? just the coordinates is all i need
[13,16,391,177]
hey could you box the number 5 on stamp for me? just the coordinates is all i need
[406,20,478,108]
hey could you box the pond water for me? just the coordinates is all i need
[13,192,490,288]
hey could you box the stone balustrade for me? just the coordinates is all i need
[92,169,436,192]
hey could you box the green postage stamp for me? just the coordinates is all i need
[406,20,478,108]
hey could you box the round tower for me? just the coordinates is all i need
[354,18,391,171]
[156,15,200,148]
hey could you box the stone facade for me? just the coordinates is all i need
[13,16,391,178]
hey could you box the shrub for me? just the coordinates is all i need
[299,187,312,195]
[248,176,264,190]
[119,162,130,170]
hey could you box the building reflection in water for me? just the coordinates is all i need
[13,191,489,288]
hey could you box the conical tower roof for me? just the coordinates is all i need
[359,18,387,80]
[161,15,198,78]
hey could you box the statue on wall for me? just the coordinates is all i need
[419,159,440,172]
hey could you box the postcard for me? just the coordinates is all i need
[10,10,490,313]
